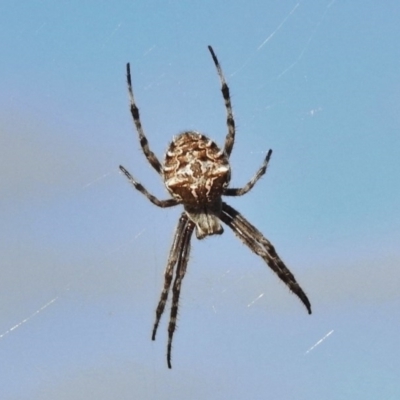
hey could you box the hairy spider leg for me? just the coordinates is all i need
[152,213,189,340]
[126,63,163,175]
[208,46,236,158]
[166,219,194,368]
[119,165,180,208]
[220,202,312,314]
[223,149,273,196]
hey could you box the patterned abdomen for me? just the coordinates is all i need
[163,132,230,206]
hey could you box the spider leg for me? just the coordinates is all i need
[167,218,194,369]
[208,46,236,158]
[152,213,189,340]
[126,63,163,175]
[223,149,272,196]
[220,202,312,314]
[119,165,180,208]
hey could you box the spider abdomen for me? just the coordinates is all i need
[164,132,230,204]
[164,132,230,239]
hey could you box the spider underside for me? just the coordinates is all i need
[120,45,311,369]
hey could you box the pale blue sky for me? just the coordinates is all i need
[1,1,400,399]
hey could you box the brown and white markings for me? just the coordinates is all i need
[119,45,311,369]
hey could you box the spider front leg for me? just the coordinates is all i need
[167,219,194,369]
[126,63,163,175]
[119,165,180,208]
[208,46,236,157]
[220,202,312,314]
[223,149,272,196]
[152,213,190,341]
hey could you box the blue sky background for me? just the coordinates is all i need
[1,1,400,398]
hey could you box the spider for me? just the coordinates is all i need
[120,45,311,369]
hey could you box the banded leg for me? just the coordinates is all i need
[224,149,272,196]
[208,46,236,157]
[220,202,312,314]
[152,213,189,340]
[167,219,195,369]
[126,63,163,175]
[119,165,180,208]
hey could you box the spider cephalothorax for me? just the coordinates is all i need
[120,46,311,369]
[164,132,230,238]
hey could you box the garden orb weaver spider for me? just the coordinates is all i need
[120,45,311,369]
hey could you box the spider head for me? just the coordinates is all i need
[184,202,224,239]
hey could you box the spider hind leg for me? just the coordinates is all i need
[126,63,163,175]
[208,46,236,158]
